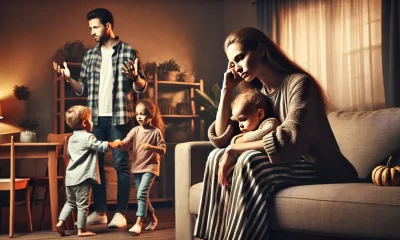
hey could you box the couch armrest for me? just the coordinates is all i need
[175,141,214,240]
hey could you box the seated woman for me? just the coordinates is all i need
[194,27,359,240]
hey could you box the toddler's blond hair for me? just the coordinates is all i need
[231,89,267,115]
[65,105,91,130]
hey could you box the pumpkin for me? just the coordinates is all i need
[372,156,400,186]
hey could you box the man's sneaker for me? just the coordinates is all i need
[86,211,108,226]
[108,213,127,228]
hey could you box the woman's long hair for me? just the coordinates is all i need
[137,99,165,137]
[224,27,330,111]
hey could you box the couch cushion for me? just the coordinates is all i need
[328,108,400,179]
[269,183,400,239]
[190,183,203,214]
[190,182,400,239]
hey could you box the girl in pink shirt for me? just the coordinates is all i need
[119,99,166,235]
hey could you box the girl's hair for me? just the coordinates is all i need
[65,105,91,130]
[231,89,271,117]
[137,99,165,136]
[224,27,330,111]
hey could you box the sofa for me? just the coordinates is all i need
[175,108,400,240]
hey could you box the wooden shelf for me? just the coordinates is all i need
[162,114,198,118]
[57,97,86,101]
[66,62,82,66]
[151,80,201,87]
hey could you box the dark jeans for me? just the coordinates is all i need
[91,117,132,214]
[134,172,156,218]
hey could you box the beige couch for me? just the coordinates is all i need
[175,108,400,240]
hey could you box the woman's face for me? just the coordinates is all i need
[226,42,262,82]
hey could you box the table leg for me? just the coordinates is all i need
[48,149,58,232]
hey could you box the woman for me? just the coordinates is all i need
[194,27,359,240]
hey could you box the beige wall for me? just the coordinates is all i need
[0,0,256,176]
[223,0,257,37]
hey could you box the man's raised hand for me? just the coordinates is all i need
[120,58,139,80]
[53,62,71,82]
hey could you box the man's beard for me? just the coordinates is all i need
[96,31,109,43]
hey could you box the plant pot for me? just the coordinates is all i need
[158,71,178,81]
[20,131,36,142]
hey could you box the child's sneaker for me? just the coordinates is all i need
[86,211,108,225]
[108,213,127,228]
[129,223,142,235]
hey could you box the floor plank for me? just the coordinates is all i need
[0,202,175,239]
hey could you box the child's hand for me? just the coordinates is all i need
[109,141,121,149]
[139,143,151,150]
[112,139,122,148]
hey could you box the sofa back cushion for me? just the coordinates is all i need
[327,108,400,179]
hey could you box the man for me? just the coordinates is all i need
[53,8,147,228]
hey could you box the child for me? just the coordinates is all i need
[229,88,280,144]
[56,105,120,237]
[118,99,166,235]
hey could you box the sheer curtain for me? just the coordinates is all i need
[258,0,384,111]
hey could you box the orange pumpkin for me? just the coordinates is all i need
[372,156,400,186]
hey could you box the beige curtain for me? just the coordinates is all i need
[277,0,384,111]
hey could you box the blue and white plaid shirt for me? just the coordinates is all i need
[77,37,147,126]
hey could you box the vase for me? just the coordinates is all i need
[20,131,36,142]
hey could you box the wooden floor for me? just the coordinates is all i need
[0,202,175,239]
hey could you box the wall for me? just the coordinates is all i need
[223,0,257,38]
[0,0,227,140]
[0,0,256,178]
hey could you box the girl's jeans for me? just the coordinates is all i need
[134,172,156,217]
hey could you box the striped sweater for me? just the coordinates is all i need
[208,73,359,183]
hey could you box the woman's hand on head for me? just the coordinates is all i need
[223,64,243,92]
[218,149,236,186]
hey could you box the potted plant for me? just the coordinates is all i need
[13,85,30,116]
[53,40,88,64]
[156,59,181,81]
[18,118,39,142]
[193,83,221,139]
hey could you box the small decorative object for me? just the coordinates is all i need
[156,59,181,81]
[18,118,39,142]
[177,72,195,83]
[372,156,400,186]
[53,40,88,64]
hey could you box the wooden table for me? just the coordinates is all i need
[0,142,63,232]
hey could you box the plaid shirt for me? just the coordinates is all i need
[77,38,147,126]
